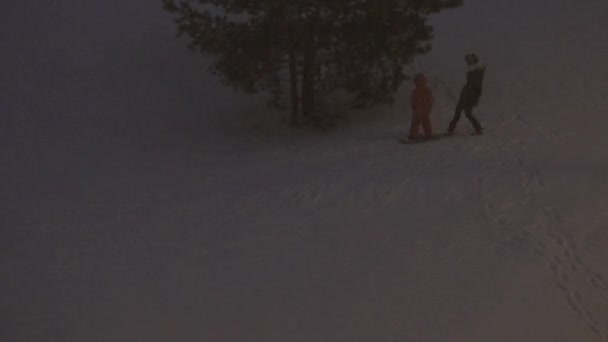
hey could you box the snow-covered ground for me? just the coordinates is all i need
[2,0,608,341]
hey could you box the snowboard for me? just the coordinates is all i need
[443,131,484,138]
[399,135,442,144]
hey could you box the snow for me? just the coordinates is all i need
[2,0,608,341]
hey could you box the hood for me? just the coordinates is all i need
[414,73,427,86]
[468,62,486,72]
[466,53,485,71]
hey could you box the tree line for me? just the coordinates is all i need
[163,0,462,128]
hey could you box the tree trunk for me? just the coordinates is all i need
[301,44,316,118]
[288,43,300,125]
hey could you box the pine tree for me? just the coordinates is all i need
[163,0,462,127]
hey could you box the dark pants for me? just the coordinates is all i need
[448,100,482,133]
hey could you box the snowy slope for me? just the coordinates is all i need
[2,0,608,341]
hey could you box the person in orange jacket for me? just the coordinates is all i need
[408,73,434,140]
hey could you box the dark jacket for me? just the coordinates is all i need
[460,64,486,107]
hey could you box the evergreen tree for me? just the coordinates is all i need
[163,0,462,126]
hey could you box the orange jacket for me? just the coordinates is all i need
[411,75,433,116]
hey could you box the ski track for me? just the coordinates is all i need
[489,113,608,340]
[203,141,447,257]
[428,73,608,340]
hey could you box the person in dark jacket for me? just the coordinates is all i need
[447,53,486,135]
